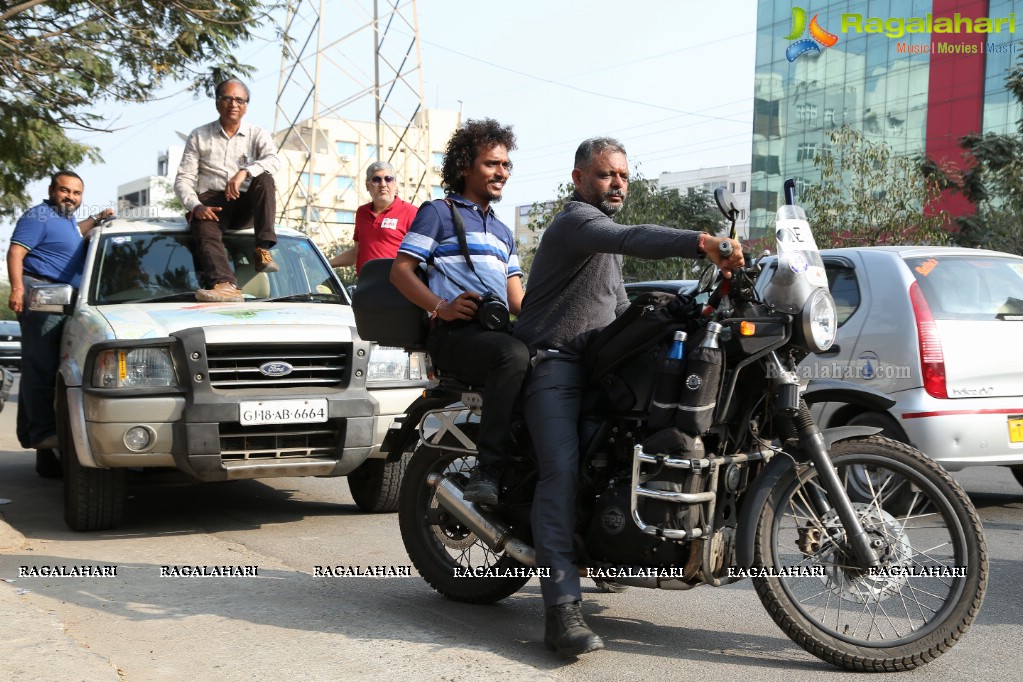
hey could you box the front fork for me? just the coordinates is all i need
[768,353,880,569]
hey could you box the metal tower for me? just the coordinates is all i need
[273,0,434,244]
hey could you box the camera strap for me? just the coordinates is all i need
[442,198,492,294]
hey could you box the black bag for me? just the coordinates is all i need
[584,291,694,382]
[351,258,428,350]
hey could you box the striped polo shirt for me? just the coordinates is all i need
[397,195,521,304]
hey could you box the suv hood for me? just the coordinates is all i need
[96,301,357,342]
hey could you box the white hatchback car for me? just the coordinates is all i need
[762,246,1023,487]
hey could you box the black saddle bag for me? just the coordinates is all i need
[583,291,696,413]
[351,257,428,350]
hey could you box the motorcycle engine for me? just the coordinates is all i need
[584,434,706,568]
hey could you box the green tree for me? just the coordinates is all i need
[930,56,1023,255]
[523,173,724,281]
[801,126,952,249]
[0,0,283,216]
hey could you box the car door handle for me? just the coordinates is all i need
[816,345,841,356]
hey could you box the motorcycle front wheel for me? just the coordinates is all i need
[753,435,987,672]
[398,423,530,604]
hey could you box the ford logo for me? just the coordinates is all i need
[259,361,294,377]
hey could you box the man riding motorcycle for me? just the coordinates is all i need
[514,136,742,656]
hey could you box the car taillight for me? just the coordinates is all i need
[909,281,947,399]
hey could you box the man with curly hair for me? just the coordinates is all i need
[391,118,529,506]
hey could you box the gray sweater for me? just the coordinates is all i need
[514,196,702,353]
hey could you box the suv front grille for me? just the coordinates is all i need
[219,422,342,460]
[206,343,349,389]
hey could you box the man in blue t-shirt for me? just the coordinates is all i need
[390,118,529,506]
[6,170,113,450]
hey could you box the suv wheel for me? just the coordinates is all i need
[347,451,410,513]
[57,385,126,531]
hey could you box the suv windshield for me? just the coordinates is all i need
[907,255,1023,320]
[90,231,346,305]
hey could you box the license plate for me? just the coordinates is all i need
[239,399,328,426]
[1010,417,1023,444]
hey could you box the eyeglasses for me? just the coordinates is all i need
[216,95,248,106]
[370,176,396,184]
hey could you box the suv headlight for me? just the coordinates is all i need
[801,287,837,353]
[367,346,425,384]
[93,347,177,388]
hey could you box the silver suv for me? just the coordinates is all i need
[761,246,1023,487]
[28,217,427,530]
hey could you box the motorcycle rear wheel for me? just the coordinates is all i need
[753,436,987,672]
[398,423,530,604]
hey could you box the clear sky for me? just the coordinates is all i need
[0,0,758,265]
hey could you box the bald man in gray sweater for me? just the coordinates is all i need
[514,137,743,656]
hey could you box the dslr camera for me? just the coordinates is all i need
[475,292,510,332]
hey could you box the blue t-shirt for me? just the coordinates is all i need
[398,195,521,305]
[11,201,85,288]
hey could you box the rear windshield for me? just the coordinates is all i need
[906,255,1023,320]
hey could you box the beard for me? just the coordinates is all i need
[598,189,626,216]
[55,199,80,218]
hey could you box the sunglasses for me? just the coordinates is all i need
[216,96,248,105]
[370,176,396,184]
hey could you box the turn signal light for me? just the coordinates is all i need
[739,321,756,336]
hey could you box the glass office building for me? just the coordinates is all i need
[751,0,1021,238]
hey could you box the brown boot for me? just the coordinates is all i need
[254,247,280,273]
[196,282,244,302]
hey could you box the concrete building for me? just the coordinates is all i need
[658,164,752,240]
[274,108,461,249]
[116,142,185,219]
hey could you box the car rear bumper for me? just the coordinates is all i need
[894,392,1023,470]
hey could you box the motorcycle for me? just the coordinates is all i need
[370,180,987,672]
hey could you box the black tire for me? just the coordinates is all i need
[58,388,126,531]
[347,452,410,513]
[841,414,915,512]
[35,448,62,479]
[398,424,529,604]
[752,435,987,672]
[1010,465,1023,490]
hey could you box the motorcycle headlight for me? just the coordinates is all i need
[801,288,837,353]
[367,346,425,384]
[93,347,177,388]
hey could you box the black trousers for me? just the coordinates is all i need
[190,173,277,286]
[426,321,529,474]
[521,354,588,607]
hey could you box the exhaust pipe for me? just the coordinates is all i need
[427,473,536,567]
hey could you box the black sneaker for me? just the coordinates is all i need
[463,470,499,505]
[544,601,605,657]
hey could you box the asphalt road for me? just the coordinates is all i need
[0,373,1021,681]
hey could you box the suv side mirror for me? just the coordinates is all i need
[28,283,75,314]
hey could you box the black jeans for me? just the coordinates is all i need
[521,354,588,607]
[190,173,277,286]
[15,276,67,448]
[426,321,529,474]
